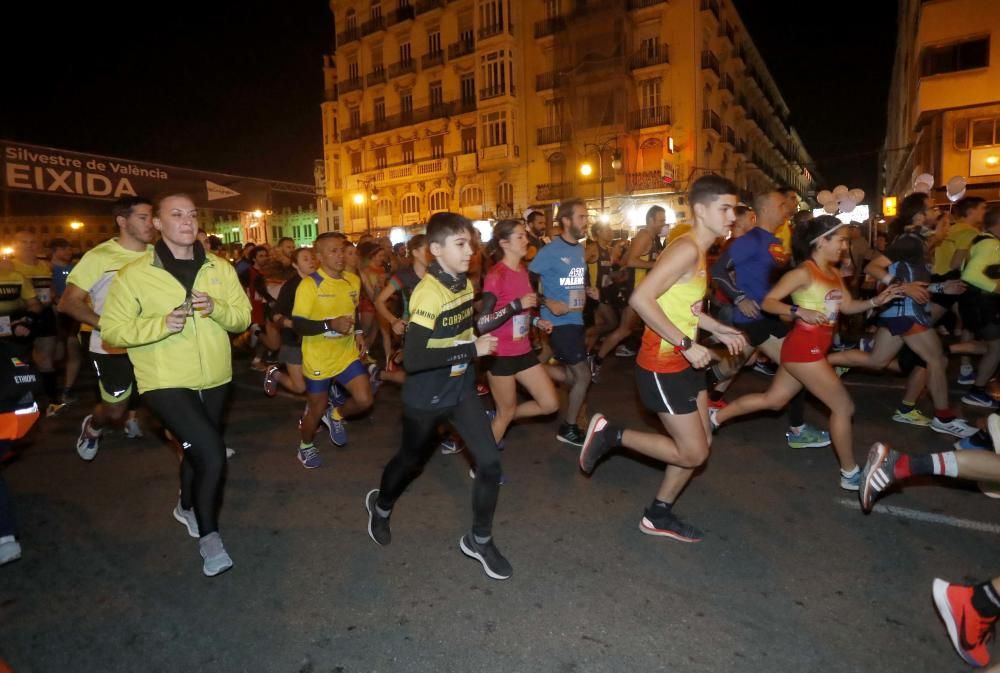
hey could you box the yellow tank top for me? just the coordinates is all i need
[632,232,666,288]
[791,260,844,322]
[637,237,706,373]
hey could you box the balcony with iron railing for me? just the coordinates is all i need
[388,59,417,79]
[342,125,366,142]
[480,84,514,100]
[700,0,720,21]
[732,45,747,67]
[628,0,668,9]
[628,105,672,129]
[536,125,571,145]
[718,22,736,45]
[534,16,566,38]
[723,127,737,146]
[478,22,513,40]
[629,44,670,69]
[701,50,720,77]
[338,101,463,142]
[448,37,475,59]
[366,68,387,86]
[386,4,415,26]
[626,170,666,191]
[536,182,573,201]
[535,71,564,91]
[702,110,722,134]
[337,77,364,95]
[422,50,445,69]
[361,15,385,36]
[337,26,360,46]
[416,0,446,14]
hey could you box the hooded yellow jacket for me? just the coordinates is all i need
[99,248,250,393]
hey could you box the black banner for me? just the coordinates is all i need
[1,139,284,212]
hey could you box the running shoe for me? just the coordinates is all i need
[226,447,236,459]
[439,437,463,454]
[892,408,932,427]
[962,390,1000,409]
[326,408,347,446]
[859,337,874,353]
[708,406,720,432]
[476,382,490,397]
[840,468,862,491]
[954,433,990,451]
[172,501,199,538]
[556,422,585,447]
[930,416,978,438]
[588,354,601,383]
[368,363,383,397]
[0,535,22,566]
[639,506,703,542]
[124,418,143,439]
[932,578,997,668]
[958,363,976,386]
[615,344,637,358]
[785,424,831,449]
[752,361,777,376]
[199,532,233,577]
[707,398,728,410]
[484,409,504,450]
[46,402,66,417]
[329,382,348,408]
[459,533,512,580]
[834,366,850,378]
[263,364,280,397]
[61,389,78,405]
[859,442,899,513]
[298,444,322,469]
[365,489,391,546]
[579,413,612,474]
[76,414,101,461]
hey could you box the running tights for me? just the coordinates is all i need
[378,394,501,538]
[143,385,229,536]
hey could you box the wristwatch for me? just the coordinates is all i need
[673,336,693,353]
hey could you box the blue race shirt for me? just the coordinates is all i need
[726,227,788,324]
[529,236,586,326]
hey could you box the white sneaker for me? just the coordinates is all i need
[172,502,200,538]
[930,416,978,438]
[614,344,637,357]
[225,447,235,459]
[0,535,21,565]
[124,418,143,439]
[199,532,233,577]
[76,415,101,461]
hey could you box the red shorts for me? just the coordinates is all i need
[781,323,834,363]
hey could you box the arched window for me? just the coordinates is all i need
[401,194,420,214]
[497,182,514,213]
[460,184,484,207]
[377,198,392,217]
[429,190,449,213]
[639,138,661,172]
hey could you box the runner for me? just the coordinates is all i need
[359,241,392,363]
[100,192,251,577]
[585,221,625,378]
[957,205,1000,409]
[524,209,549,263]
[373,234,430,387]
[264,247,318,396]
[49,238,82,404]
[292,232,374,468]
[578,175,748,541]
[13,230,60,415]
[364,212,509,579]
[58,196,156,460]
[932,573,1000,668]
[710,214,903,490]
[528,198,600,446]
[478,220,558,445]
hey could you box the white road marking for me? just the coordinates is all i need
[836,498,1000,535]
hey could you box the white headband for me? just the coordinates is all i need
[810,221,848,245]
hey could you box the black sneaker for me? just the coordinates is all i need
[556,422,585,447]
[459,533,512,580]
[365,489,391,546]
[579,413,612,474]
[639,506,703,543]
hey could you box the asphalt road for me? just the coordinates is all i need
[1,353,996,673]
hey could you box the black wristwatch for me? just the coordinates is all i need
[673,336,693,353]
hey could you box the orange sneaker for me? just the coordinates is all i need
[933,578,997,667]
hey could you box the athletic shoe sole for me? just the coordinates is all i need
[638,517,702,543]
[929,421,978,438]
[459,536,511,580]
[555,433,583,447]
[891,413,931,427]
[786,438,832,449]
[961,395,1000,409]
[860,442,890,514]
[172,506,199,538]
[578,413,607,474]
[364,489,388,546]
[202,555,233,577]
[76,415,98,461]
[932,579,981,668]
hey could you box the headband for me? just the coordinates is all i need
[810,221,848,245]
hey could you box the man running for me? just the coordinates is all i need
[13,231,60,415]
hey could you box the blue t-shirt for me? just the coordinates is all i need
[725,227,788,324]
[529,236,587,326]
[52,263,73,299]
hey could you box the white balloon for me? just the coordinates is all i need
[946,176,967,200]
[837,198,857,214]
[849,188,865,204]
[914,173,934,189]
[816,189,834,205]
[824,202,838,214]
[833,185,849,197]
[914,180,932,194]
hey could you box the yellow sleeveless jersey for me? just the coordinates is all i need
[791,261,844,322]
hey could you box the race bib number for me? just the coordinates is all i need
[568,288,585,310]
[512,313,530,340]
[36,288,51,304]
[0,316,11,337]
[450,338,473,376]
[824,289,843,322]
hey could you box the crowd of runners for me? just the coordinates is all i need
[0,178,997,667]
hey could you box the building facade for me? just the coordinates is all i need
[883,0,1000,205]
[323,0,816,237]
[208,205,336,248]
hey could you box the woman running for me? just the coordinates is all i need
[711,215,902,490]
[264,247,318,396]
[358,242,390,363]
[374,234,430,386]
[477,220,559,445]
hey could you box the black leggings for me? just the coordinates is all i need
[378,394,501,538]
[143,385,229,537]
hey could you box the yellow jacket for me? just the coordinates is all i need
[100,248,250,393]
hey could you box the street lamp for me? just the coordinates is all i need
[69,221,84,249]
[579,137,622,222]
[355,178,379,236]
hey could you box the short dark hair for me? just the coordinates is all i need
[277,236,294,246]
[206,235,223,252]
[315,231,346,244]
[406,233,427,253]
[955,196,986,219]
[688,174,739,209]
[426,212,474,247]
[50,237,72,249]
[777,186,798,197]
[555,199,586,229]
[250,246,269,262]
[793,214,843,263]
[527,210,546,225]
[243,242,256,250]
[984,205,1000,231]
[111,196,153,223]
[291,247,313,266]
[645,205,666,225]
[733,205,752,218]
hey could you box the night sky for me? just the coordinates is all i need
[2,0,897,215]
